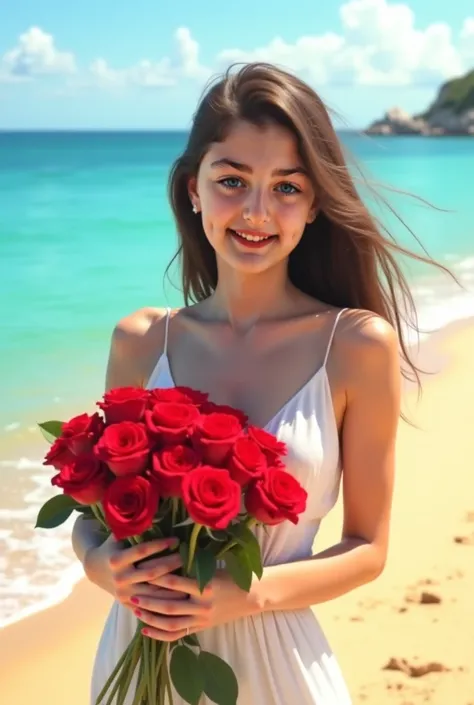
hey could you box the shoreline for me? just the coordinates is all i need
[1,315,474,704]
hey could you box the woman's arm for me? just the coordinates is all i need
[71,306,169,591]
[252,315,400,612]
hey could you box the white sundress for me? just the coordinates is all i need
[90,308,352,704]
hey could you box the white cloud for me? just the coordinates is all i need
[217,0,471,87]
[1,3,473,92]
[175,27,210,80]
[88,27,209,89]
[89,57,175,88]
[0,27,76,82]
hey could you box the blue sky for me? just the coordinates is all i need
[1,0,473,129]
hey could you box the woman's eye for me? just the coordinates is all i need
[276,182,300,194]
[219,177,243,189]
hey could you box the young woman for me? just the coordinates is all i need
[72,62,446,704]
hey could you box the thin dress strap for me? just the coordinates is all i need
[322,308,347,368]
[163,307,171,356]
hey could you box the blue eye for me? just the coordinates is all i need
[219,177,243,189]
[277,182,300,194]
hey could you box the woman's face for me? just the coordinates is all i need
[188,120,317,276]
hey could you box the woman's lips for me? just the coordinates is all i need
[227,228,278,249]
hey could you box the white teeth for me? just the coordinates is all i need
[234,230,272,242]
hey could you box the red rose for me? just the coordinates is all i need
[61,413,104,455]
[181,466,241,530]
[227,437,266,486]
[145,402,199,444]
[148,445,201,498]
[51,455,111,505]
[248,426,287,464]
[43,437,76,470]
[94,421,151,476]
[194,412,243,465]
[148,386,208,408]
[201,402,248,427]
[97,386,149,424]
[102,475,159,540]
[245,467,307,525]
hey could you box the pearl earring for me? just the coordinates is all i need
[192,204,198,214]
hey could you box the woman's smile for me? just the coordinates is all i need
[227,228,279,249]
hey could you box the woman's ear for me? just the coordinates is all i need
[307,199,320,224]
[187,176,201,213]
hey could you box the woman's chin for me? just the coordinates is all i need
[217,249,285,277]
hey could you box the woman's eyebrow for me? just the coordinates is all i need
[210,157,307,177]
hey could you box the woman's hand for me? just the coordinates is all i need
[85,535,187,613]
[131,569,263,642]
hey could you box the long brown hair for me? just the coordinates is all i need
[167,61,458,392]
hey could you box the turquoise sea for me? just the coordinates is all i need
[1,130,473,627]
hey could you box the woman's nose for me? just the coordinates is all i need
[242,190,270,225]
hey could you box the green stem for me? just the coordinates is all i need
[90,503,108,532]
[161,646,174,705]
[143,635,154,703]
[171,498,179,527]
[155,643,169,705]
[116,635,142,705]
[95,629,140,703]
[187,523,203,575]
[130,665,147,705]
[154,641,168,681]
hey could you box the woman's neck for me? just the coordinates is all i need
[206,260,300,334]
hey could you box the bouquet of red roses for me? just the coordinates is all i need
[36,386,308,705]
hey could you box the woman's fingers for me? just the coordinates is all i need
[108,538,178,572]
[134,607,207,635]
[120,585,188,606]
[152,572,213,599]
[117,552,183,586]
[131,596,211,617]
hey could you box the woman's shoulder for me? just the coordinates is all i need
[335,307,400,390]
[105,306,171,390]
[110,306,171,356]
[338,308,398,348]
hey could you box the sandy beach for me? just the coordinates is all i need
[1,318,473,705]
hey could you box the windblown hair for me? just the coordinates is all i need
[167,61,457,392]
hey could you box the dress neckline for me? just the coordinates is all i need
[152,352,330,432]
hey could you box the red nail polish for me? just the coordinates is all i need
[134,609,142,617]
[130,597,139,605]
[142,628,148,636]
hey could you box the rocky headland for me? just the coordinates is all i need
[366,68,474,136]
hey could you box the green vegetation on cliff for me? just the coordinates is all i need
[421,69,474,117]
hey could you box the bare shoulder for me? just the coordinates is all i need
[105,306,170,390]
[112,306,168,344]
[339,308,399,355]
[336,309,401,394]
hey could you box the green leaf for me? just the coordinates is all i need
[205,527,228,542]
[179,542,189,570]
[228,524,263,579]
[38,420,64,444]
[182,633,200,648]
[224,545,253,592]
[173,516,194,528]
[35,494,82,529]
[199,651,238,705]
[169,645,204,705]
[194,548,217,593]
